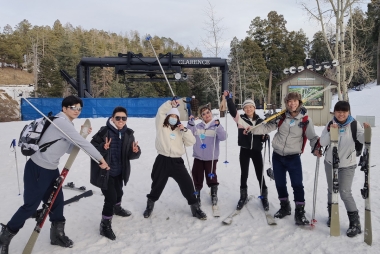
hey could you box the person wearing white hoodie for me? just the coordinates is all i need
[143,100,207,220]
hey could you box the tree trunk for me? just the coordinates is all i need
[377,28,380,85]
[267,70,272,105]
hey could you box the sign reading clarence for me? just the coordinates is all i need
[178,59,211,65]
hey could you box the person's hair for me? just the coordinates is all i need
[62,95,83,108]
[198,104,211,117]
[163,114,179,129]
[112,106,128,117]
[334,101,350,112]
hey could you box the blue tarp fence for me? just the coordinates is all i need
[21,97,173,120]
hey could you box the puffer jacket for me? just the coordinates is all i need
[90,118,141,187]
[226,97,265,151]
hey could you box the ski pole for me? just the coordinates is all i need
[146,35,175,97]
[22,98,100,164]
[311,152,321,227]
[10,139,21,195]
[208,123,219,179]
[259,135,267,200]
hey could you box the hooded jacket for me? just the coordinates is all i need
[155,101,196,157]
[90,118,141,187]
[187,118,227,160]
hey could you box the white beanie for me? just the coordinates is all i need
[242,99,256,109]
[167,107,180,117]
[192,95,195,98]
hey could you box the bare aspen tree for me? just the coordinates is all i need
[302,0,361,101]
[201,1,227,107]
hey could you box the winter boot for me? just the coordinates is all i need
[100,218,116,240]
[196,190,201,206]
[190,202,207,220]
[327,203,332,227]
[274,199,291,218]
[346,211,361,237]
[211,185,218,206]
[143,199,155,218]
[0,223,17,254]
[294,203,310,225]
[260,188,269,211]
[50,221,74,247]
[114,203,132,217]
[236,188,248,210]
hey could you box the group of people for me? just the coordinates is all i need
[0,91,370,252]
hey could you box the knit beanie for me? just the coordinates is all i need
[242,99,256,109]
[167,107,180,117]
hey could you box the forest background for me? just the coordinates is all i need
[0,1,379,116]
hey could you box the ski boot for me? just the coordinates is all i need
[114,203,132,217]
[211,185,218,206]
[190,202,207,220]
[346,211,361,237]
[143,199,155,218]
[260,188,269,211]
[274,199,291,218]
[50,221,74,247]
[100,217,116,240]
[0,223,17,254]
[294,203,310,225]
[236,188,248,210]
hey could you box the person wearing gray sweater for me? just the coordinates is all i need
[0,95,109,254]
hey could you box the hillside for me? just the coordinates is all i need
[0,67,34,85]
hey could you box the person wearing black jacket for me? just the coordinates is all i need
[224,91,269,211]
[90,106,141,240]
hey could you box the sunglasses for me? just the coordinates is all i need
[67,106,82,112]
[115,116,127,121]
[201,111,211,116]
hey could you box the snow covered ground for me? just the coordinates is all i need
[1,82,379,254]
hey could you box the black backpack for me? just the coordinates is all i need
[327,120,363,157]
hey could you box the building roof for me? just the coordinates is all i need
[276,69,338,86]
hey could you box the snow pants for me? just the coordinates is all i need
[147,154,197,205]
[7,159,65,232]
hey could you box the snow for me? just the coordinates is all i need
[1,82,379,254]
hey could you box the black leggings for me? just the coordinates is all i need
[239,147,266,190]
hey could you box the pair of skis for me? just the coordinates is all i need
[222,196,276,225]
[329,126,372,245]
[22,120,92,254]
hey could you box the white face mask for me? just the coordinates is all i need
[168,117,178,126]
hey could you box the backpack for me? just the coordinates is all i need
[327,120,363,157]
[18,113,60,156]
[278,114,309,154]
